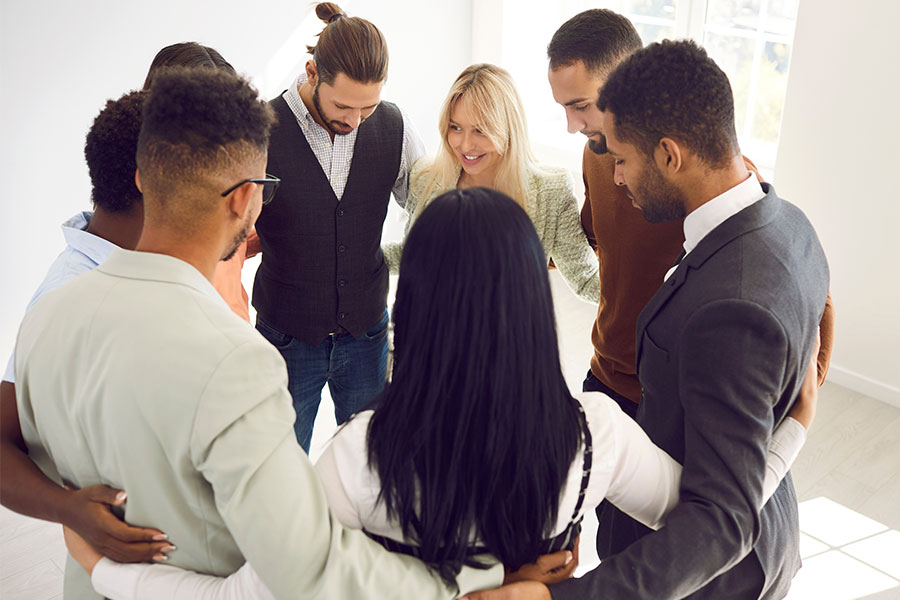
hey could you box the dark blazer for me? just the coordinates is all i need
[552,183,829,600]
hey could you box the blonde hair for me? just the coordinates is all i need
[413,64,540,216]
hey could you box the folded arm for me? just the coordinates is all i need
[553,300,790,599]
[1,380,169,562]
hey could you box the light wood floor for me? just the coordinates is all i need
[1,271,898,599]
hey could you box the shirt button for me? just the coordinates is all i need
[338,209,345,217]
[339,312,346,320]
[339,279,347,287]
[338,245,346,253]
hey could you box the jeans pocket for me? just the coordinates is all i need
[256,318,294,349]
[364,310,390,340]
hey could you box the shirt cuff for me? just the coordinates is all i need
[92,557,138,600]
[771,416,807,467]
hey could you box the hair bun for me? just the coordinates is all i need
[315,2,345,24]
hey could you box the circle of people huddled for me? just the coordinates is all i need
[3,3,833,600]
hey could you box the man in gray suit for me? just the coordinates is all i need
[14,68,502,600]
[464,40,827,600]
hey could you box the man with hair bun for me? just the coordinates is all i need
[254,2,425,452]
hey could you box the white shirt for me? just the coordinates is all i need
[3,211,116,383]
[86,392,806,600]
[282,73,426,204]
[665,173,766,281]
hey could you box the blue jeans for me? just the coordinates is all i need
[256,310,389,452]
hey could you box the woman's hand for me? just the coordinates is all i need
[61,484,174,563]
[459,582,552,600]
[788,332,821,430]
[502,539,578,586]
[63,525,104,576]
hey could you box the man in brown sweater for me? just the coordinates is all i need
[547,9,834,420]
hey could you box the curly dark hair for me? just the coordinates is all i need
[598,39,739,168]
[547,9,642,75]
[84,90,145,212]
[142,42,235,90]
[137,67,275,196]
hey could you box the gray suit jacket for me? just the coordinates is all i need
[15,249,501,600]
[552,184,828,599]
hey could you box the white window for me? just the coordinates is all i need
[479,0,800,179]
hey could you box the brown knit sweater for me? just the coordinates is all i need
[581,146,834,404]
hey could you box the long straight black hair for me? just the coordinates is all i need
[366,188,583,585]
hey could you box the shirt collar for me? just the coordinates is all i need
[97,248,225,303]
[61,211,118,266]
[284,72,316,126]
[682,173,765,256]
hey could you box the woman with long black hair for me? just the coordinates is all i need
[65,188,814,599]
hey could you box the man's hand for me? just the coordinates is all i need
[62,485,175,563]
[1,382,171,563]
[788,332,821,430]
[245,228,262,258]
[459,582,552,600]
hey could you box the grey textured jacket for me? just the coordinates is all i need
[552,184,829,600]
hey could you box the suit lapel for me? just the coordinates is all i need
[634,183,782,366]
[635,260,689,367]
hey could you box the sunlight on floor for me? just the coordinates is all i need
[786,497,900,599]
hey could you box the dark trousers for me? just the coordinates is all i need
[582,369,638,419]
[582,369,645,560]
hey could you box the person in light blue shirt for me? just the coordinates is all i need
[1,210,119,384]
[0,90,169,569]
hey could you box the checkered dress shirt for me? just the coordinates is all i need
[282,73,425,206]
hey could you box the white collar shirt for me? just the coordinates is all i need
[664,173,765,282]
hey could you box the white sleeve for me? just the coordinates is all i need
[761,416,806,505]
[313,411,377,530]
[392,109,427,208]
[579,393,681,531]
[314,433,365,529]
[91,557,275,600]
[3,351,14,384]
[579,394,807,532]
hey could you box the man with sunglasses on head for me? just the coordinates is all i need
[253,3,425,453]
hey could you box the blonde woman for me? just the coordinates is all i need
[383,64,600,303]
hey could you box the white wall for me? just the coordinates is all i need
[0,0,472,359]
[774,0,900,407]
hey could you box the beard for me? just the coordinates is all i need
[587,134,608,155]
[631,160,686,224]
[222,210,253,262]
[312,85,353,136]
